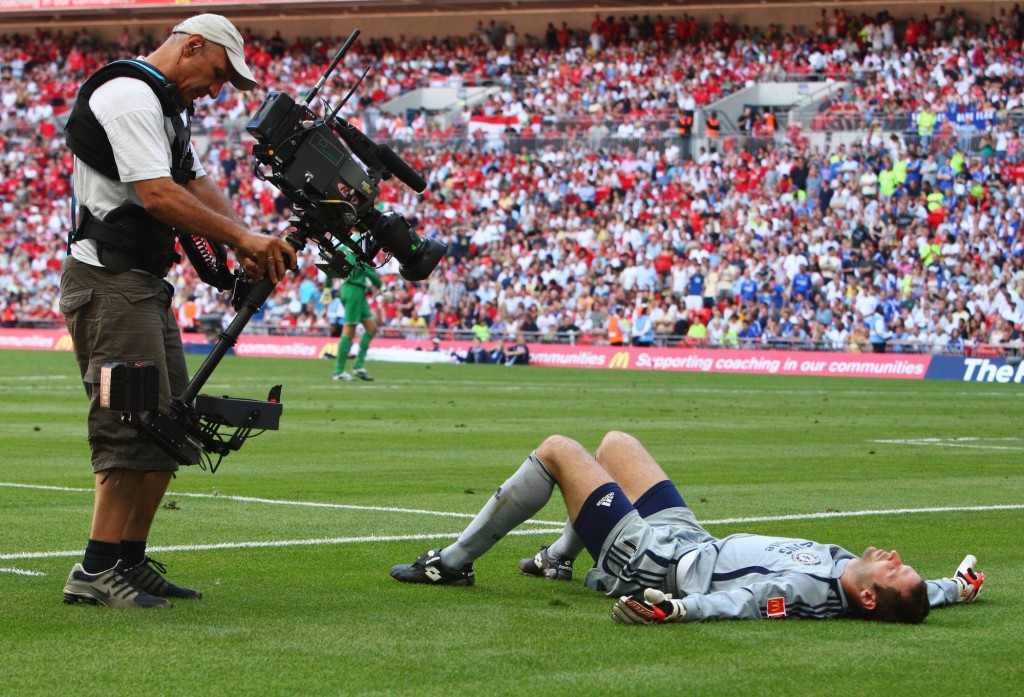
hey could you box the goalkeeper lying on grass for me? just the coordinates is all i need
[391,431,984,624]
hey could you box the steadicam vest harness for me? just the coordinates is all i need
[65,60,196,276]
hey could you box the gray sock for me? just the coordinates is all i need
[546,519,586,561]
[441,453,555,570]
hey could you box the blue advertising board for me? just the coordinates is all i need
[926,355,1024,384]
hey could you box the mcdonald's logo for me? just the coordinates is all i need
[766,597,787,618]
[54,334,75,351]
[608,351,631,370]
[318,341,337,360]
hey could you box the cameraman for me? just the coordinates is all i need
[60,14,296,609]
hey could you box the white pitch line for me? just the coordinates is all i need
[870,438,1024,451]
[0,482,562,526]
[0,528,566,561]
[2,503,1022,563]
[704,504,1024,525]
[0,567,46,576]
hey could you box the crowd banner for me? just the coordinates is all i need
[467,115,521,136]
[2,328,1020,384]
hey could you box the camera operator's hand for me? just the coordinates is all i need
[236,233,296,284]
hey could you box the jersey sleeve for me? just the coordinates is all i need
[680,573,844,622]
[926,578,959,607]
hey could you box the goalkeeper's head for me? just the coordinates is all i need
[844,546,930,624]
[868,578,930,624]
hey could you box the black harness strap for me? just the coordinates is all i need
[64,59,196,185]
[75,204,181,276]
[64,60,194,277]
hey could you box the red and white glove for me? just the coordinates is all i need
[612,588,686,625]
[952,555,984,603]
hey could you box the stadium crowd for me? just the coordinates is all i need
[2,7,1023,355]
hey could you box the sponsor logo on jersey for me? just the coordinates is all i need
[596,491,615,507]
[766,597,786,618]
[765,540,814,554]
[792,551,822,565]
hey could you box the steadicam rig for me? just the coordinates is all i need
[104,29,446,472]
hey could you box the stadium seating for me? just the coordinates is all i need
[1,9,1022,355]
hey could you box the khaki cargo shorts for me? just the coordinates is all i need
[60,256,187,473]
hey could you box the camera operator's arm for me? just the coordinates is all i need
[187,173,250,229]
[134,175,296,283]
[185,174,294,281]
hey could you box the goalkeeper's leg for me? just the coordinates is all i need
[521,431,688,581]
[519,519,584,581]
[445,429,633,561]
[392,435,620,585]
[594,431,677,502]
[334,334,352,376]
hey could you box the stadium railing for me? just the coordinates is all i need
[5,316,1016,359]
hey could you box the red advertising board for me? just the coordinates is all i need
[527,344,932,379]
[0,328,934,379]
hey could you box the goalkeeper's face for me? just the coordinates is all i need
[855,547,922,596]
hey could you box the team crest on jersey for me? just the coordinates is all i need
[766,597,787,618]
[792,551,822,565]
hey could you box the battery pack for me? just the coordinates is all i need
[99,362,159,412]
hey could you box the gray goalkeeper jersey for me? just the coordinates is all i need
[673,533,959,622]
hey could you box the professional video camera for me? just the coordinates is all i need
[105,30,446,472]
[246,31,445,283]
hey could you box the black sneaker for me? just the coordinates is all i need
[519,546,574,581]
[124,557,202,599]
[62,560,171,609]
[389,548,474,586]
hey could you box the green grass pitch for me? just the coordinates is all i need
[1,349,1021,696]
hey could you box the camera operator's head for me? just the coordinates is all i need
[150,14,257,103]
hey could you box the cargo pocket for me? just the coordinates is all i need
[117,285,164,305]
[58,288,94,317]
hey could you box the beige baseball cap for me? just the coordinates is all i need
[173,14,257,91]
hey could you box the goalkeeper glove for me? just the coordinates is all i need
[612,588,686,625]
[951,554,984,603]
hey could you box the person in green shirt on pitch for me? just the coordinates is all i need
[333,245,384,382]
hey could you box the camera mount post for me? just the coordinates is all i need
[175,245,299,408]
[175,216,344,409]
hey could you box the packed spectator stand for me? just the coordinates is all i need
[1,8,1023,359]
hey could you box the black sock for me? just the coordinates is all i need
[82,539,121,574]
[120,540,147,568]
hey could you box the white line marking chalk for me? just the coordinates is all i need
[0,567,46,576]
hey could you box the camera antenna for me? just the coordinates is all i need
[303,28,361,109]
[327,65,371,123]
